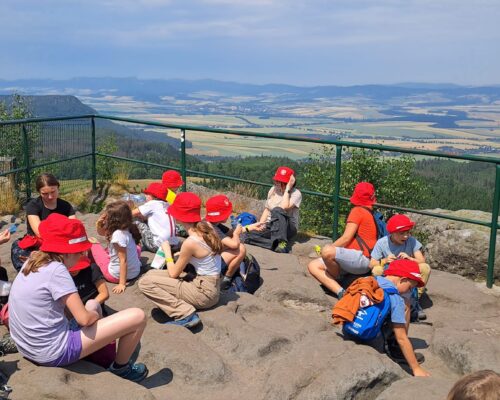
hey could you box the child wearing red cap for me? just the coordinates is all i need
[244,166,302,253]
[308,182,378,299]
[69,256,109,307]
[139,192,222,329]
[8,213,148,381]
[132,182,178,253]
[369,213,431,320]
[162,170,184,205]
[91,201,142,294]
[374,259,430,377]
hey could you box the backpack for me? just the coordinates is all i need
[342,286,398,341]
[231,212,257,229]
[354,207,388,254]
[222,254,261,294]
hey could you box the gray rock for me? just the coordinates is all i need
[375,377,455,400]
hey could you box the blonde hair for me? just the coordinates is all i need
[447,370,500,400]
[22,251,64,276]
[192,221,223,254]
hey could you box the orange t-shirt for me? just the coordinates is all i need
[345,207,377,257]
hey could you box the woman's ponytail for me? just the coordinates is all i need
[193,221,223,254]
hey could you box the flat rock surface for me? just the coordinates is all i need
[0,211,499,400]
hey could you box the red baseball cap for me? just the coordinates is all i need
[273,166,294,183]
[387,214,415,233]
[385,259,425,287]
[143,182,167,201]
[162,170,183,189]
[205,194,233,223]
[167,192,201,223]
[69,256,91,272]
[39,213,91,254]
[350,182,376,206]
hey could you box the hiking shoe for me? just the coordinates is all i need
[220,276,232,291]
[0,333,18,355]
[165,312,201,329]
[274,241,289,254]
[337,288,346,300]
[109,362,148,382]
[387,343,425,364]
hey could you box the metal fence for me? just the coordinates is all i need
[0,114,499,288]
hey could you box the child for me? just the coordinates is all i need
[8,213,148,381]
[139,192,222,329]
[69,256,109,306]
[376,259,430,377]
[162,170,184,205]
[132,182,178,253]
[91,201,142,294]
[370,214,431,320]
[205,194,265,290]
[308,182,378,299]
[447,370,500,400]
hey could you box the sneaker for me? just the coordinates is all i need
[274,241,289,254]
[165,312,201,329]
[387,342,425,364]
[220,276,232,291]
[0,333,18,355]
[109,362,148,382]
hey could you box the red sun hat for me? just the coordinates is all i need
[273,166,295,183]
[205,194,233,223]
[69,256,91,272]
[39,213,91,254]
[386,214,415,234]
[350,182,376,206]
[162,170,184,189]
[167,192,201,223]
[385,259,425,287]
[143,182,168,201]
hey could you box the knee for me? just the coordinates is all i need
[138,274,152,292]
[307,258,322,275]
[321,244,336,260]
[418,263,431,283]
[129,307,147,328]
[372,264,384,277]
[239,244,246,258]
[85,299,102,316]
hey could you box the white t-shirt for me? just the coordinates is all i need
[138,199,178,246]
[108,229,142,280]
[265,186,302,229]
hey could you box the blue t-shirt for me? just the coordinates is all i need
[375,276,406,324]
[371,235,422,261]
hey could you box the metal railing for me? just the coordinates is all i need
[0,114,499,287]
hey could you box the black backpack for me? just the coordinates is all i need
[223,253,261,294]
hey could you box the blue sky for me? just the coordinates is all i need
[1,0,499,86]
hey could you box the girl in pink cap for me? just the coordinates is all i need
[8,213,148,382]
[244,166,302,253]
[139,192,222,329]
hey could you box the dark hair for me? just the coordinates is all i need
[102,200,141,244]
[447,370,500,400]
[35,173,60,192]
[192,221,223,254]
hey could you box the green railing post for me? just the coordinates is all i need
[486,164,500,288]
[332,145,342,240]
[91,117,97,191]
[21,124,32,199]
[180,129,187,192]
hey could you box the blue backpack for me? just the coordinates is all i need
[354,207,388,254]
[231,212,257,229]
[342,286,398,341]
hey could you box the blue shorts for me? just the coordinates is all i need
[41,328,82,367]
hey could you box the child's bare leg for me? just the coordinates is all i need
[223,244,246,277]
[79,308,146,365]
[307,257,343,294]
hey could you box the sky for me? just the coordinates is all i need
[1,0,499,86]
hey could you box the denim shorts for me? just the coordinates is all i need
[41,328,82,367]
[334,247,371,275]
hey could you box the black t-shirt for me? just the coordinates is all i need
[24,197,75,235]
[213,223,230,240]
[72,264,105,304]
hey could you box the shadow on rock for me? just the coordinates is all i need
[141,367,173,389]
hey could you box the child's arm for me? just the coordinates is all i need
[222,225,242,250]
[94,278,110,304]
[96,213,107,236]
[392,323,431,377]
[63,292,99,327]
[259,208,270,224]
[162,240,193,279]
[0,229,11,245]
[112,244,128,294]
[332,222,359,247]
[27,215,42,237]
[398,250,425,264]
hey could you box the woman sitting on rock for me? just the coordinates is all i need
[139,192,222,329]
[11,173,76,271]
[244,166,302,253]
[8,213,148,382]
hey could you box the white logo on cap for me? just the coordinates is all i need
[68,236,87,244]
[280,169,287,175]
[207,211,221,216]
[410,272,422,279]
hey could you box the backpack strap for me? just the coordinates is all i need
[353,206,378,254]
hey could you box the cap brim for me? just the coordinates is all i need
[40,240,92,254]
[69,256,91,272]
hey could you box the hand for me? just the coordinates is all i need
[248,222,266,232]
[0,230,11,245]
[112,284,126,294]
[387,254,397,262]
[398,252,410,260]
[96,213,107,227]
[234,224,243,235]
[413,366,431,377]
[286,174,296,191]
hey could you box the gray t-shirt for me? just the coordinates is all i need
[9,261,77,364]
[371,235,422,261]
[265,186,302,229]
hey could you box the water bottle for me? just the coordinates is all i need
[0,281,11,306]
[151,248,166,269]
